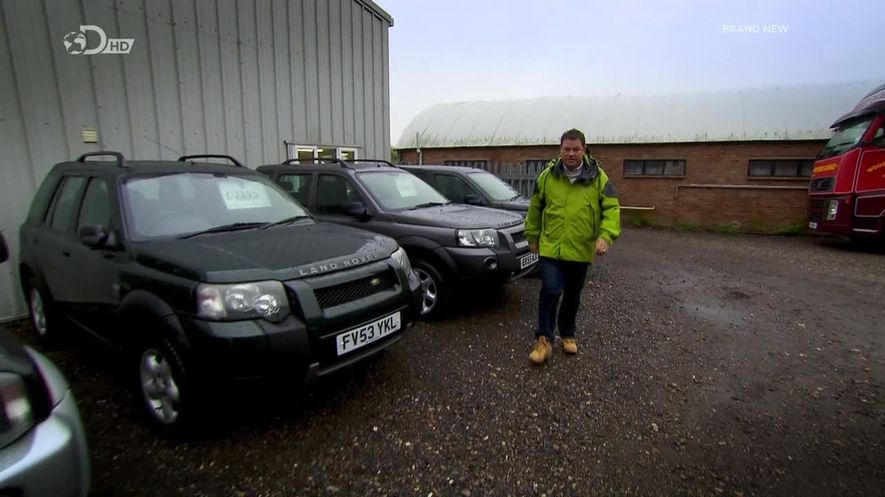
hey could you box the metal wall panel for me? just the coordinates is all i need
[0,0,392,321]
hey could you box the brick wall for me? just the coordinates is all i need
[398,141,825,232]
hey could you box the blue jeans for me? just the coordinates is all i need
[537,257,590,341]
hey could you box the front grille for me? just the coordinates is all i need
[810,177,835,192]
[511,230,526,245]
[808,198,827,223]
[314,270,397,308]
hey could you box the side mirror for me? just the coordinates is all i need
[343,201,369,219]
[464,194,484,206]
[79,225,109,248]
[0,233,8,264]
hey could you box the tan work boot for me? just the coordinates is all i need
[529,336,553,365]
[562,338,578,355]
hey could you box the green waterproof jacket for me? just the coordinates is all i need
[525,155,621,263]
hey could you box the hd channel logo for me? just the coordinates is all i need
[63,25,133,55]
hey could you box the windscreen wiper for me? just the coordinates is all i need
[409,201,450,210]
[510,194,522,201]
[179,222,265,239]
[261,215,311,230]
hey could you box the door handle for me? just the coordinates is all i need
[62,250,71,257]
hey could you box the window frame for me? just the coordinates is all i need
[76,177,112,233]
[623,159,686,178]
[286,144,360,162]
[747,158,815,179]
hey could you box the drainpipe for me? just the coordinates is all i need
[416,132,423,165]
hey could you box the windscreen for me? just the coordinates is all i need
[123,172,308,239]
[819,116,875,159]
[358,171,449,210]
[468,171,521,202]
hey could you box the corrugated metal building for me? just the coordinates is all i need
[395,81,877,232]
[0,0,393,322]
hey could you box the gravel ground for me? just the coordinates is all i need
[7,228,884,497]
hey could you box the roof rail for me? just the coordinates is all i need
[178,154,245,168]
[77,151,127,168]
[348,159,399,168]
[280,158,351,168]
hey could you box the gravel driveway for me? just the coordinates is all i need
[8,228,884,496]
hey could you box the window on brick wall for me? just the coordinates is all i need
[525,159,550,177]
[443,160,488,170]
[748,159,814,178]
[624,159,685,177]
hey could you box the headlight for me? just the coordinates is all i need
[197,281,290,322]
[390,247,412,275]
[0,372,34,438]
[826,199,839,220]
[457,229,499,248]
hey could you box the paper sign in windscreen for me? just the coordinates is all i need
[219,181,272,209]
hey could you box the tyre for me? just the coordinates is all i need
[412,259,450,320]
[24,276,62,346]
[135,336,198,436]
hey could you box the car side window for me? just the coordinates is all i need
[48,176,88,233]
[316,174,361,215]
[433,174,473,203]
[277,173,311,206]
[77,178,111,231]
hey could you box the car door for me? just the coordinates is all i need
[66,177,125,340]
[36,175,88,314]
[312,173,369,230]
[275,172,314,210]
[432,173,481,204]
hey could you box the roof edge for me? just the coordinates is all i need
[356,0,394,26]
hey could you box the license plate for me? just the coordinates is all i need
[336,311,401,355]
[808,222,818,229]
[520,252,539,269]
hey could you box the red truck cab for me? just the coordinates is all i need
[808,83,885,241]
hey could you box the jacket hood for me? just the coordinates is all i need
[132,222,397,283]
[549,155,600,185]
[392,203,524,229]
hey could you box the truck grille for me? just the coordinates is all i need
[314,270,397,308]
[809,177,835,192]
[808,198,827,223]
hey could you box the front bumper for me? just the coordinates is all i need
[178,262,421,383]
[0,350,90,497]
[443,246,537,283]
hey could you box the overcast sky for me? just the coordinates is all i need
[377,0,885,145]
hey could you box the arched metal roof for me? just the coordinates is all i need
[396,81,882,148]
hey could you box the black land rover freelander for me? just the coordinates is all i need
[18,152,421,433]
[257,159,538,318]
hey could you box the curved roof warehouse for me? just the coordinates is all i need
[396,80,878,148]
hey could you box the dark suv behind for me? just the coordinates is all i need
[403,165,529,215]
[256,160,538,318]
[18,152,421,433]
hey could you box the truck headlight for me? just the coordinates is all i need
[390,247,412,275]
[197,281,290,322]
[826,200,839,220]
[457,229,499,248]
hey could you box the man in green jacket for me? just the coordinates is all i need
[524,129,621,365]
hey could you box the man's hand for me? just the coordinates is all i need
[529,242,539,254]
[595,238,609,256]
